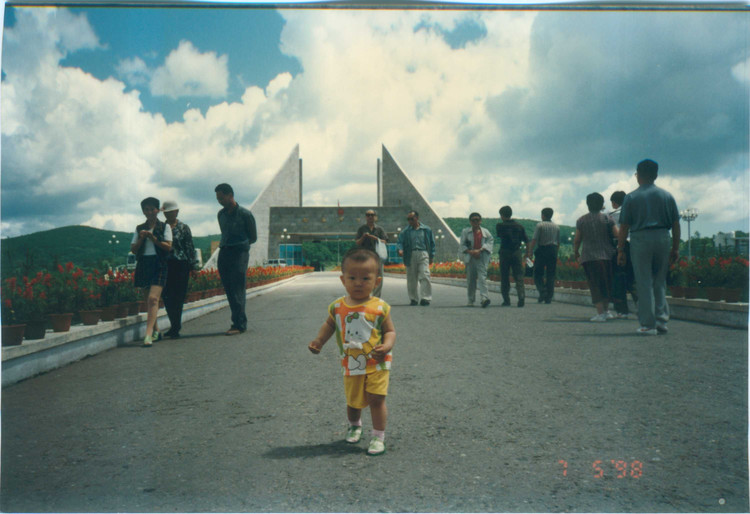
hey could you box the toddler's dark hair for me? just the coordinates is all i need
[341,247,380,272]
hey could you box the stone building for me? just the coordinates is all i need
[216,144,460,267]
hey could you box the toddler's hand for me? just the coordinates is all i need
[308,340,322,354]
[370,344,389,361]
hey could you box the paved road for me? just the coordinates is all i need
[2,272,747,513]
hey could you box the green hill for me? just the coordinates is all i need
[1,226,220,279]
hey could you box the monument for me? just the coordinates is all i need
[206,144,460,268]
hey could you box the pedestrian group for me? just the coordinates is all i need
[132,158,679,456]
[131,183,257,346]
[367,158,679,336]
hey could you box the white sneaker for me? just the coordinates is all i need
[656,322,668,334]
[367,437,386,456]
[615,312,629,319]
[637,326,657,335]
[590,313,608,322]
[345,425,362,444]
[605,311,615,320]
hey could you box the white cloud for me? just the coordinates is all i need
[1,7,747,244]
[266,72,293,98]
[150,40,229,99]
[116,56,150,86]
[732,57,749,85]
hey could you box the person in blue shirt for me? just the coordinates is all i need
[215,183,257,335]
[397,211,436,306]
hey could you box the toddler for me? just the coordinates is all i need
[308,248,396,456]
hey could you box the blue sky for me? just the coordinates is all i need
[59,7,302,123]
[1,5,748,239]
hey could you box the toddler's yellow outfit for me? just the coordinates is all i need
[328,296,392,408]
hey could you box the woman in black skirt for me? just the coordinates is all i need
[131,197,172,346]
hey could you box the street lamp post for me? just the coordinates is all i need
[281,229,291,264]
[396,228,402,263]
[108,234,119,268]
[680,208,698,259]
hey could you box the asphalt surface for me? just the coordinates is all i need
[1,272,747,513]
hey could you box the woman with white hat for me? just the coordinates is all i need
[162,200,199,339]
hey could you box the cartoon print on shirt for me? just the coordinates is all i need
[343,312,375,372]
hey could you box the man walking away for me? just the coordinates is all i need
[609,191,638,318]
[496,206,528,307]
[215,183,258,336]
[617,159,680,336]
[526,208,560,304]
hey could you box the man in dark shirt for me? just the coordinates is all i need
[355,209,388,298]
[215,183,257,335]
[496,205,528,307]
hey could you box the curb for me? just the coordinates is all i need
[1,275,306,388]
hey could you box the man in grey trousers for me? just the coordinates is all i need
[617,159,680,336]
[397,210,436,306]
[215,183,257,335]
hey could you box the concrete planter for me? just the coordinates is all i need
[79,310,102,326]
[101,305,117,321]
[683,287,700,299]
[114,304,130,319]
[49,313,73,333]
[24,320,47,340]
[2,324,25,346]
[724,288,742,303]
[705,287,724,302]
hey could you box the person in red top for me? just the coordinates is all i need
[460,213,494,308]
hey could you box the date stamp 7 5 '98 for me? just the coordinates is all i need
[558,460,644,479]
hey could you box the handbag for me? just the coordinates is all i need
[374,240,388,261]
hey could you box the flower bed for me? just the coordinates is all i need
[385,261,468,278]
[385,256,748,302]
[1,262,314,340]
[670,256,748,302]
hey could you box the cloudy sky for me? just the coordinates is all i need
[1,4,748,239]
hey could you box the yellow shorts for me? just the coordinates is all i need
[344,370,390,409]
